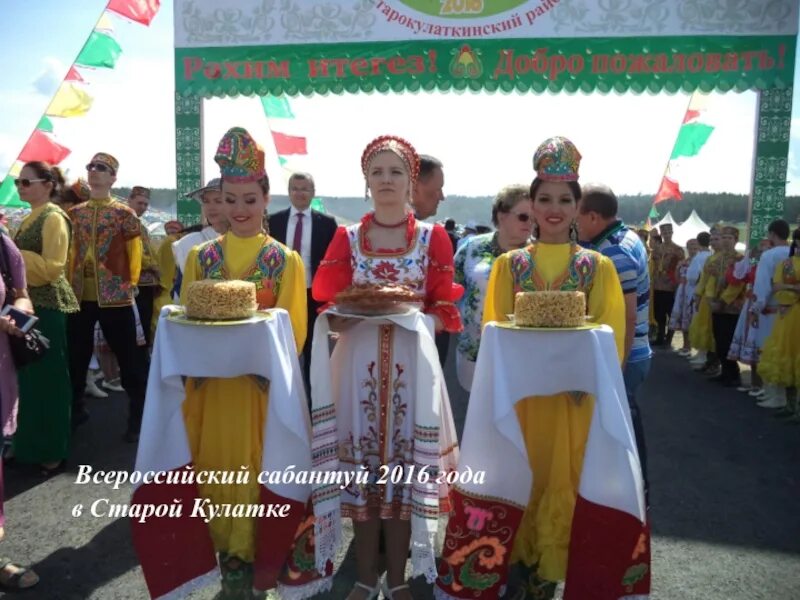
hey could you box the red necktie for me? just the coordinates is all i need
[292,212,304,252]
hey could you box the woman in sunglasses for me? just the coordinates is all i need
[454,183,532,391]
[437,137,629,600]
[10,162,79,477]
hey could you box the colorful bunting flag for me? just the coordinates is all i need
[19,130,71,164]
[310,197,326,213]
[46,83,94,118]
[272,132,307,155]
[95,12,116,34]
[36,116,54,132]
[670,123,714,160]
[8,163,22,177]
[653,175,682,204]
[278,157,289,166]
[65,67,85,82]
[108,0,161,25]
[107,0,161,26]
[76,31,122,68]
[0,177,24,208]
[260,96,295,119]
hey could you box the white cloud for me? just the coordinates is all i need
[32,57,67,96]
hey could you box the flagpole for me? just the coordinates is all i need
[648,91,698,224]
[1,1,113,191]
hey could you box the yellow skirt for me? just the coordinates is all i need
[689,298,715,352]
[758,304,800,387]
[511,392,594,582]
[183,375,268,562]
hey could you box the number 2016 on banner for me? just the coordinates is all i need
[441,0,484,15]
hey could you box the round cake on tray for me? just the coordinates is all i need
[184,279,257,320]
[335,284,424,316]
[514,291,586,328]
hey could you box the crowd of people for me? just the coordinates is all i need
[636,218,800,417]
[0,127,796,599]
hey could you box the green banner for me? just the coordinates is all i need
[176,35,795,97]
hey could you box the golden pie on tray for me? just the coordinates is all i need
[334,284,424,316]
[184,280,257,320]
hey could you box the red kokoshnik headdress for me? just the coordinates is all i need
[360,135,420,183]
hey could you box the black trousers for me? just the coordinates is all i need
[68,301,148,432]
[300,289,319,399]
[135,285,156,347]
[652,290,675,342]
[435,331,450,368]
[711,312,740,381]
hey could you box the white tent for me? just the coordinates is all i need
[672,210,710,247]
[652,211,678,230]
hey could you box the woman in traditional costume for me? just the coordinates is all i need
[758,228,800,421]
[727,240,769,392]
[670,237,699,356]
[310,135,462,600]
[436,136,630,600]
[454,183,533,391]
[11,162,79,476]
[179,127,308,598]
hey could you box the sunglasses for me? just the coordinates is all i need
[14,178,47,188]
[508,212,532,223]
[86,162,113,173]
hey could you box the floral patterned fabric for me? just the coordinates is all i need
[68,198,141,307]
[454,232,502,390]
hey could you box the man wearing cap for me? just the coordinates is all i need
[128,186,159,347]
[67,152,149,441]
[268,172,337,392]
[651,223,685,347]
[172,178,230,300]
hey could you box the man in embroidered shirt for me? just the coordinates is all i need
[128,185,159,347]
[67,153,149,442]
[651,223,685,347]
[268,172,337,394]
[577,182,653,503]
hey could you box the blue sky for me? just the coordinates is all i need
[1,0,798,199]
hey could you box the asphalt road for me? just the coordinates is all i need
[1,336,799,599]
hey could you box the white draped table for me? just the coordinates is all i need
[435,322,650,600]
[131,306,312,600]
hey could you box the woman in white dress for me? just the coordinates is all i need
[310,135,463,600]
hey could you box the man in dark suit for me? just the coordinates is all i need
[411,155,451,367]
[268,172,337,393]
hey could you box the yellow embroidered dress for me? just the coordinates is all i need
[689,251,722,352]
[481,242,625,582]
[758,255,800,387]
[179,231,307,562]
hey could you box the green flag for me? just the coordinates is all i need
[260,96,294,119]
[0,177,25,208]
[37,116,54,132]
[76,31,122,68]
[648,206,660,218]
[278,157,289,166]
[310,197,325,213]
[670,123,714,160]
